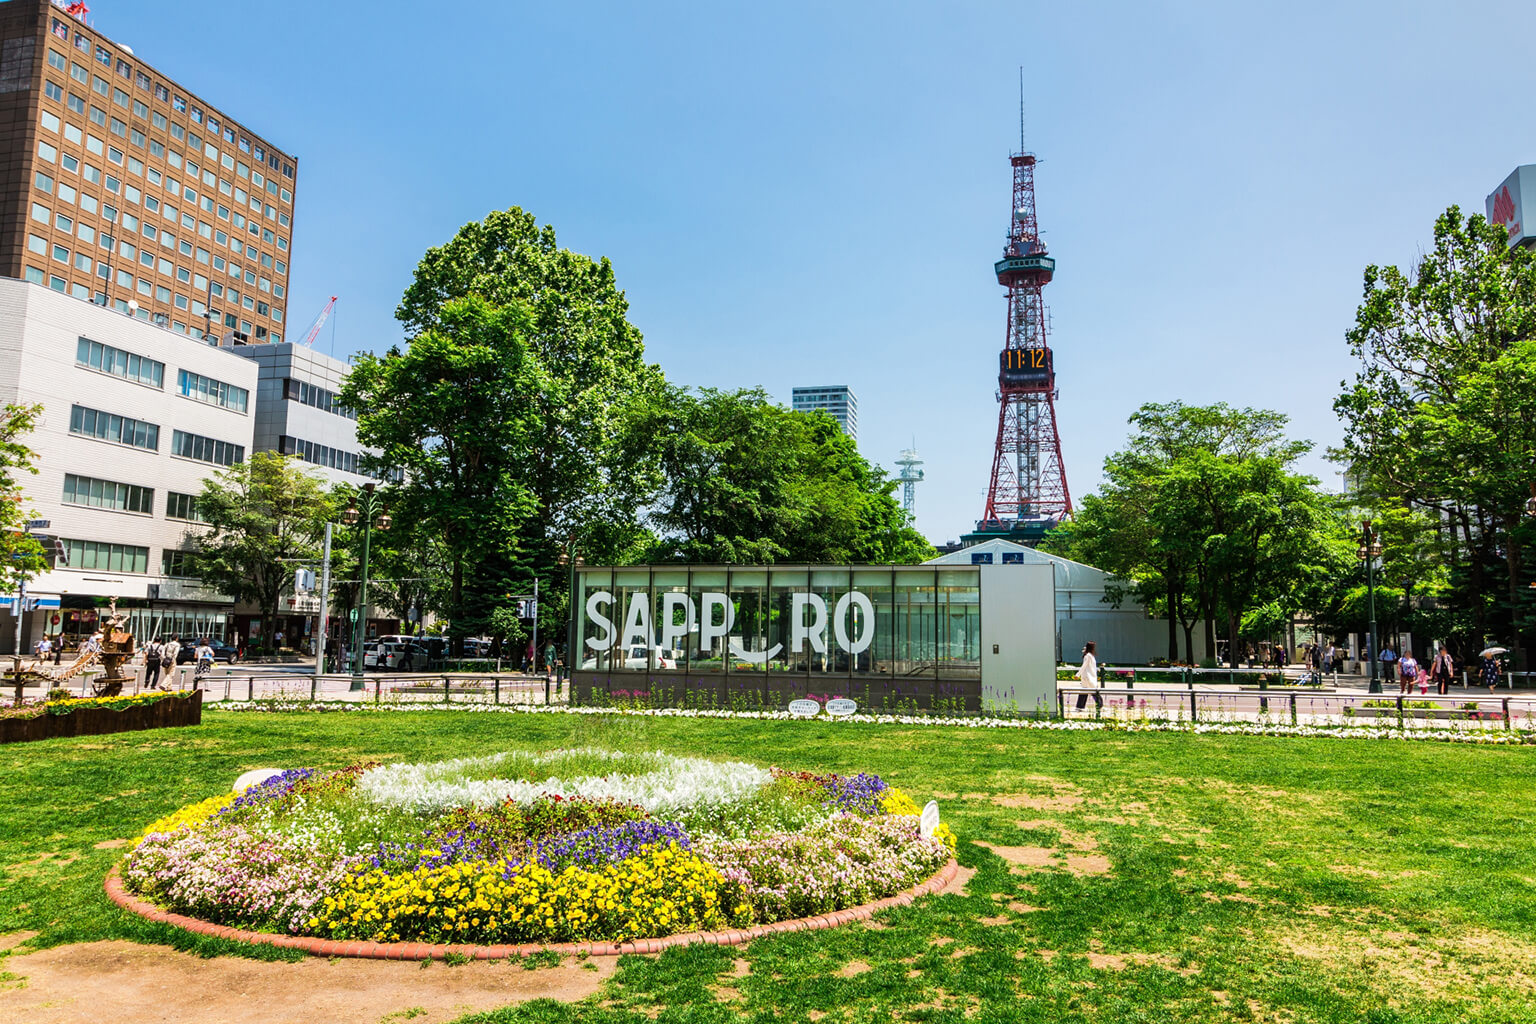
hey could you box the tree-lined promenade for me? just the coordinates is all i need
[8,205,1536,670]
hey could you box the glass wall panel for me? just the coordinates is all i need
[610,569,651,674]
[576,568,615,672]
[768,567,809,674]
[809,567,852,677]
[851,568,893,681]
[689,569,729,672]
[893,567,938,683]
[728,569,769,674]
[937,568,982,681]
[651,569,690,674]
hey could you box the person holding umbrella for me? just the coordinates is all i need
[1481,646,1507,694]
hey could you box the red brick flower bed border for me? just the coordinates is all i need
[105,858,959,959]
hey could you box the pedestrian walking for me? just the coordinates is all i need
[194,639,215,684]
[1398,651,1420,695]
[1323,642,1335,675]
[1074,641,1101,712]
[1378,643,1397,685]
[34,636,50,663]
[143,637,163,689]
[160,637,181,687]
[52,634,62,664]
[1430,646,1454,696]
[1482,651,1503,694]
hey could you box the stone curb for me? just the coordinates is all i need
[104,858,959,960]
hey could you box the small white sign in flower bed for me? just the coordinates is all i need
[121,748,955,946]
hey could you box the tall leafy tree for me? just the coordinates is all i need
[1046,402,1344,665]
[395,207,665,557]
[341,297,539,648]
[188,453,332,649]
[353,209,664,651]
[1337,206,1536,663]
[0,404,46,601]
[630,385,932,564]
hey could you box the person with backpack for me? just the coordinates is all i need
[160,637,181,688]
[144,637,164,689]
[194,639,215,683]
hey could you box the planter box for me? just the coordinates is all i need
[0,691,203,744]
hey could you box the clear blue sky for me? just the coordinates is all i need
[98,0,1536,542]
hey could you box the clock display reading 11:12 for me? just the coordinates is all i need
[999,346,1053,386]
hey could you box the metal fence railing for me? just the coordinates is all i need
[1056,685,1536,728]
[198,672,570,707]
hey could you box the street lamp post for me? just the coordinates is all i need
[1358,519,1384,695]
[341,483,390,691]
[557,547,585,695]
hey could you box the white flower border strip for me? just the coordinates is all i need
[355,750,771,815]
[207,701,1536,745]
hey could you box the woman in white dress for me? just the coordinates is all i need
[1075,640,1100,711]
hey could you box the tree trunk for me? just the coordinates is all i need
[1227,612,1241,668]
[1166,587,1179,663]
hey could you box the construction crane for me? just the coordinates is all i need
[299,296,337,348]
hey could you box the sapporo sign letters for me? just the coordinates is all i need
[584,589,875,664]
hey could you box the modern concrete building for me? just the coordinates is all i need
[927,537,1211,665]
[0,0,297,342]
[0,277,258,652]
[224,340,374,486]
[791,385,857,441]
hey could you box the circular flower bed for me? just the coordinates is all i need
[122,749,956,946]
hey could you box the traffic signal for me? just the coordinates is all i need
[294,568,316,593]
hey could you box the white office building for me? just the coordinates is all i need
[791,385,858,442]
[223,340,376,487]
[0,279,259,652]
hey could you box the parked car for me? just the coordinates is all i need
[174,639,238,664]
[381,641,431,672]
[361,642,384,670]
[621,646,680,670]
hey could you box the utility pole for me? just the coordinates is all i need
[531,577,538,676]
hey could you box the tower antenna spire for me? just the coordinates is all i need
[1018,66,1025,152]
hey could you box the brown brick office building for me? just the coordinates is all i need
[0,0,297,341]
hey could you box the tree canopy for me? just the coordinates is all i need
[1045,402,1344,664]
[1335,206,1536,664]
[630,385,933,564]
[188,452,332,649]
[0,404,46,598]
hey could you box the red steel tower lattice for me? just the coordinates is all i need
[979,134,1072,533]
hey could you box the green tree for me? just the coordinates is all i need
[350,209,664,651]
[1336,206,1536,663]
[1046,402,1344,665]
[0,405,46,601]
[395,207,665,558]
[630,385,933,564]
[341,297,539,649]
[188,453,332,650]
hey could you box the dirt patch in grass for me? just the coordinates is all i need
[0,932,37,953]
[837,960,871,977]
[1062,853,1112,876]
[978,915,1011,926]
[4,852,79,879]
[974,842,1055,871]
[1086,951,1199,976]
[993,776,1084,812]
[92,839,128,850]
[0,940,615,1024]
[1278,924,1536,997]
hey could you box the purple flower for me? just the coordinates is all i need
[220,769,315,816]
[823,772,888,815]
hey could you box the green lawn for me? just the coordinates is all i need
[3,709,1536,1022]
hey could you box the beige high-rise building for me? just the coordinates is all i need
[0,0,297,342]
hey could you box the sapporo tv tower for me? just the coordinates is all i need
[969,96,1072,546]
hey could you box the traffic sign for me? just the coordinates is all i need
[24,519,50,529]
